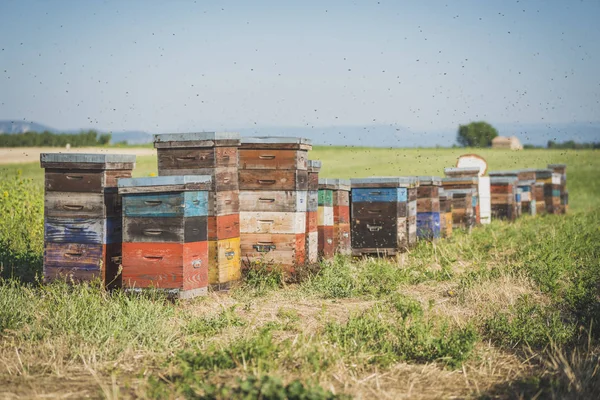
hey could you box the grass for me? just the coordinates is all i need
[0,147,599,399]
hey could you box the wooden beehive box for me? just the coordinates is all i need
[118,175,211,299]
[153,132,241,290]
[438,189,453,238]
[238,137,312,274]
[416,176,442,240]
[517,179,536,216]
[489,177,518,221]
[443,189,474,230]
[534,169,552,215]
[41,153,136,288]
[320,178,351,257]
[350,177,418,256]
[441,176,480,225]
[548,164,567,214]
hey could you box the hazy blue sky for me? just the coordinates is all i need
[1,0,599,134]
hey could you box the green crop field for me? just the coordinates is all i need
[1,148,599,399]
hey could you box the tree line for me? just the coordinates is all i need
[0,130,111,147]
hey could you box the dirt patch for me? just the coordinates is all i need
[0,147,156,165]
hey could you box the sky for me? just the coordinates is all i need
[0,0,599,135]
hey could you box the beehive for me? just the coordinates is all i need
[438,189,453,238]
[489,171,526,218]
[239,137,311,273]
[416,176,442,240]
[443,189,474,230]
[154,132,241,290]
[319,178,351,258]
[517,179,536,216]
[350,177,418,256]
[534,169,553,215]
[118,176,210,298]
[441,175,480,225]
[490,177,518,221]
[41,153,136,288]
[306,160,321,263]
[548,164,567,214]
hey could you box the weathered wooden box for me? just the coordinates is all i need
[416,176,441,240]
[443,189,474,230]
[441,176,480,225]
[306,160,320,263]
[319,178,351,257]
[118,175,211,299]
[438,189,453,238]
[41,153,136,288]
[350,177,418,256]
[489,177,518,221]
[517,179,536,216]
[534,169,553,215]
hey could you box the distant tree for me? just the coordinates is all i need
[457,121,499,147]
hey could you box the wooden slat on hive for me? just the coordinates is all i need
[45,192,121,218]
[239,212,306,234]
[122,191,209,218]
[239,149,308,170]
[238,190,307,212]
[207,214,241,240]
[123,216,208,243]
[238,170,309,191]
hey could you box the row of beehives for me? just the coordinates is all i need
[40,135,567,299]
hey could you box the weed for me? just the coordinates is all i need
[240,261,285,296]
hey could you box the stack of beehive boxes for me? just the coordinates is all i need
[516,169,537,216]
[306,160,320,263]
[238,137,311,273]
[118,176,211,299]
[534,169,553,215]
[443,189,474,230]
[489,177,518,221]
[416,176,442,240]
[350,177,418,256]
[443,167,481,226]
[438,189,453,238]
[548,164,569,214]
[153,132,241,290]
[548,164,567,214]
[41,153,135,288]
[318,179,351,258]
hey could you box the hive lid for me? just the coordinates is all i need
[153,132,240,148]
[444,167,481,177]
[40,153,136,169]
[547,163,567,169]
[241,136,311,145]
[490,176,518,184]
[318,178,351,191]
[351,176,419,188]
[488,170,519,177]
[417,176,442,186]
[534,169,553,178]
[441,177,479,184]
[118,175,212,193]
[443,188,473,196]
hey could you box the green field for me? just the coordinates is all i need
[1,147,599,399]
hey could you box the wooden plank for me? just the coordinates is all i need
[240,233,305,271]
[240,212,306,234]
[123,216,207,243]
[307,191,318,212]
[351,217,399,249]
[238,190,307,212]
[239,149,307,170]
[318,190,333,206]
[333,206,350,224]
[334,223,351,255]
[332,190,350,206]
[208,237,241,285]
[44,242,103,277]
[207,214,240,240]
[317,206,334,226]
[306,211,318,233]
[351,201,401,219]
[44,217,121,244]
[122,191,208,218]
[308,172,319,191]
[157,167,237,191]
[238,170,308,191]
[157,148,237,169]
[351,188,407,203]
[45,170,104,193]
[45,192,120,218]
[350,177,418,188]
[417,198,441,213]
[105,170,133,187]
[240,136,312,151]
[318,226,335,259]
[122,242,208,290]
[306,231,318,263]
[319,178,351,191]
[417,186,440,198]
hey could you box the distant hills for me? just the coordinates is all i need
[1,120,598,147]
